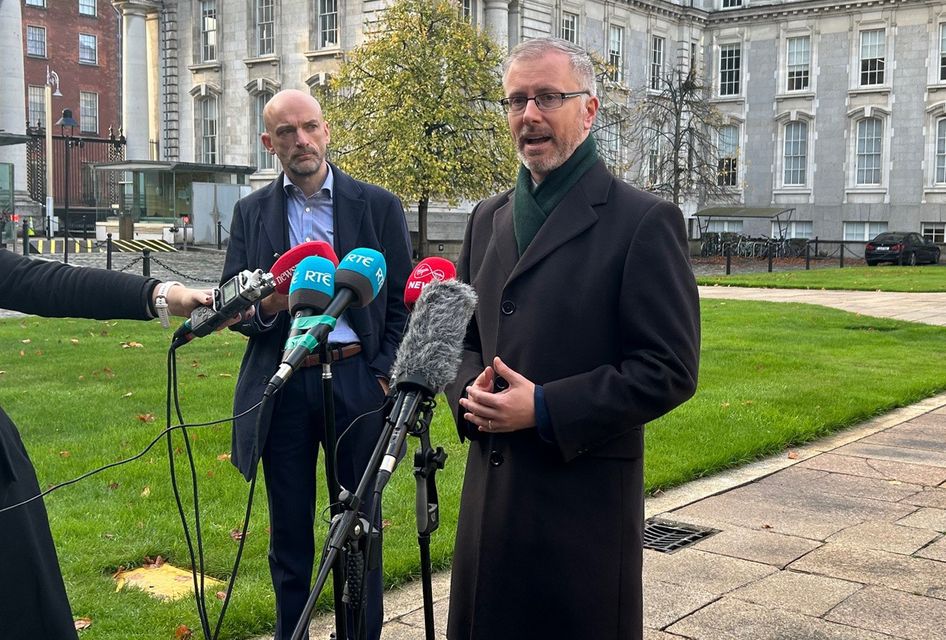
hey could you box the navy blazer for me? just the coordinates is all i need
[221,165,412,479]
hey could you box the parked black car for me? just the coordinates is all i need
[864,232,941,266]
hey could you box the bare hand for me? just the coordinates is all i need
[459,356,536,433]
[259,291,290,319]
[159,285,254,329]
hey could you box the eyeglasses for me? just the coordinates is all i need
[499,91,590,113]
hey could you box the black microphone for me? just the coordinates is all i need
[375,279,477,490]
[264,247,387,397]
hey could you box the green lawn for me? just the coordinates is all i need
[3,300,946,638]
[697,264,946,292]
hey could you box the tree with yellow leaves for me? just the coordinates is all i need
[323,0,517,258]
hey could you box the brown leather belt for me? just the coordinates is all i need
[300,343,362,367]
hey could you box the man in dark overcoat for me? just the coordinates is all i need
[221,89,412,639]
[444,38,701,640]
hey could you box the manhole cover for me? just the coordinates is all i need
[643,518,719,553]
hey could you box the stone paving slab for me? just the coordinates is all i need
[665,598,897,640]
[904,487,946,508]
[728,570,862,618]
[915,536,946,562]
[643,549,776,594]
[861,420,946,454]
[895,506,946,532]
[643,577,718,629]
[830,441,946,469]
[797,452,946,486]
[756,466,922,503]
[826,585,946,640]
[788,543,946,600]
[690,524,821,568]
[825,521,940,555]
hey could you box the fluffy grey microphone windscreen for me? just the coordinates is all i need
[390,279,477,392]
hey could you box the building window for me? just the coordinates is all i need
[717,124,739,187]
[79,0,96,16]
[318,0,338,49]
[561,11,578,44]
[707,219,743,234]
[200,0,217,62]
[783,121,808,186]
[78,34,97,64]
[773,220,813,239]
[855,117,883,185]
[719,43,741,96]
[255,91,275,171]
[28,85,45,127]
[650,36,664,91]
[648,136,661,186]
[786,36,810,91]
[257,0,274,56]
[940,24,946,83]
[843,221,887,241]
[26,26,46,57]
[931,118,946,185]
[922,222,946,243]
[25,0,45,7]
[460,0,474,22]
[859,29,885,86]
[80,91,98,133]
[607,25,624,83]
[721,0,743,7]
[196,96,218,164]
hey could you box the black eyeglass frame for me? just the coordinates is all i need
[499,91,591,113]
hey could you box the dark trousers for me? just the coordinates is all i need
[262,353,386,640]
[0,408,78,640]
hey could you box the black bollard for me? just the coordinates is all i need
[805,242,811,270]
[839,244,845,269]
[767,243,773,272]
[725,243,731,275]
[106,233,113,270]
[216,220,222,250]
[142,249,151,277]
[22,218,29,256]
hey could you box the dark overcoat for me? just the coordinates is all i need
[444,161,701,640]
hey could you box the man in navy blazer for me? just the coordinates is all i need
[221,89,412,639]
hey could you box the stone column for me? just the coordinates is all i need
[483,0,510,50]
[0,0,42,228]
[113,1,160,160]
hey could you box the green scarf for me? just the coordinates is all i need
[513,135,599,255]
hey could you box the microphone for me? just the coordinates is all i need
[283,255,336,355]
[375,279,477,490]
[272,240,339,295]
[264,247,388,397]
[403,257,456,310]
[170,241,338,349]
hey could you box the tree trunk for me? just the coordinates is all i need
[417,195,429,259]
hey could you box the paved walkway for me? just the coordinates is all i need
[283,286,946,639]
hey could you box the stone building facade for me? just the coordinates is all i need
[111,0,946,245]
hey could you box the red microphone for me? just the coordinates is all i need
[403,257,456,310]
[271,240,339,294]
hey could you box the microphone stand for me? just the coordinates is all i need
[317,341,350,640]
[290,378,440,640]
[412,415,446,640]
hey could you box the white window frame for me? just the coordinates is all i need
[80,91,98,134]
[773,220,813,239]
[78,33,97,65]
[318,0,339,49]
[199,0,217,62]
[254,91,275,172]
[785,35,810,92]
[782,120,809,187]
[718,43,742,97]
[561,11,579,44]
[859,28,886,87]
[195,94,219,164]
[460,0,475,23]
[256,0,275,56]
[650,36,665,91]
[25,0,45,7]
[717,124,740,188]
[922,222,945,243]
[28,85,45,127]
[936,117,946,185]
[855,117,883,186]
[79,0,96,17]
[843,221,887,241]
[721,0,743,8]
[26,26,46,57]
[707,219,743,234]
[607,25,624,84]
[941,23,946,83]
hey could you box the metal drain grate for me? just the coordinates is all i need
[643,518,719,553]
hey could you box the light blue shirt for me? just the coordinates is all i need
[282,167,359,345]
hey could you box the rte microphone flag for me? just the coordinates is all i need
[284,255,336,354]
[265,247,387,397]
